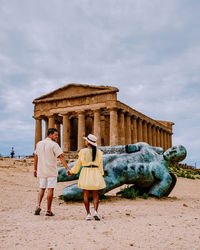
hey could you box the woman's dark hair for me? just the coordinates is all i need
[91,144,97,161]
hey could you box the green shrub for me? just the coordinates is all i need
[141,193,149,199]
[59,195,64,200]
[180,172,186,177]
[177,172,185,178]
[120,186,139,199]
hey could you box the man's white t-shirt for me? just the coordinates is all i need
[35,138,63,178]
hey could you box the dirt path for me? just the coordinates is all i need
[0,159,200,249]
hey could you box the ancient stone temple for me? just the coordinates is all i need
[33,83,174,152]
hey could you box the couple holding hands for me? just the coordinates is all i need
[34,128,105,221]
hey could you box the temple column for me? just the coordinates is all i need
[166,133,169,149]
[118,110,125,145]
[167,133,170,149]
[156,127,160,147]
[162,130,165,150]
[162,130,165,149]
[169,133,173,147]
[137,118,143,142]
[163,131,167,151]
[160,129,164,149]
[35,118,42,149]
[62,114,70,152]
[110,108,118,146]
[132,116,137,144]
[78,111,85,150]
[166,132,169,149]
[91,117,94,134]
[104,115,110,146]
[48,115,55,128]
[125,113,131,144]
[44,118,48,138]
[101,115,106,146]
[94,109,101,146]
[152,126,156,146]
[142,120,148,143]
[55,122,61,146]
[147,123,152,145]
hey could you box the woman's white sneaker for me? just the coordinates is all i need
[93,211,100,221]
[85,213,92,221]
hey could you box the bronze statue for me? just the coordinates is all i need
[58,143,187,200]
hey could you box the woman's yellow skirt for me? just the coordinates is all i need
[78,167,106,190]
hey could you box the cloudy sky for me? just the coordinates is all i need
[0,0,199,167]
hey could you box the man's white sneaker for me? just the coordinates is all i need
[93,211,101,221]
[85,213,92,221]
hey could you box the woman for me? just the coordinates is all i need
[69,134,106,221]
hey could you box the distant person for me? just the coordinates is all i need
[34,128,70,216]
[69,134,106,221]
[10,147,15,158]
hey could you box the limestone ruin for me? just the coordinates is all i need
[33,83,174,152]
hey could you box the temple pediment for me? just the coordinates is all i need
[33,83,118,103]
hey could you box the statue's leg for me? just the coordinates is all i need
[148,173,172,198]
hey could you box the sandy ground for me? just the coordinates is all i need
[0,158,200,250]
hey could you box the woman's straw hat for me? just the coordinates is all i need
[83,134,97,147]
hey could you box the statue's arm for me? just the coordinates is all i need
[99,143,142,154]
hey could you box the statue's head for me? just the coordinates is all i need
[163,145,187,163]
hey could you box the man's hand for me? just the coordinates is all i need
[67,170,72,176]
[34,170,37,177]
[58,154,70,173]
[34,154,38,178]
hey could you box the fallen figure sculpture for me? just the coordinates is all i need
[58,143,187,201]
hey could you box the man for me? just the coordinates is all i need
[34,128,70,216]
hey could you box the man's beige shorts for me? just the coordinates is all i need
[39,177,57,189]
